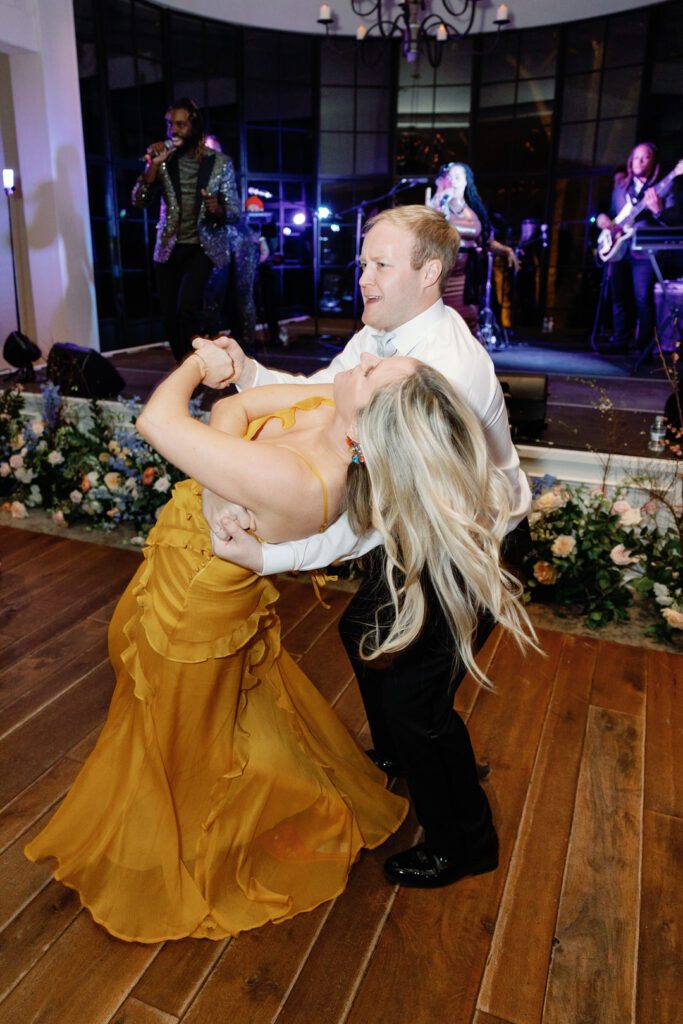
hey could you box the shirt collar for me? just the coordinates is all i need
[389,300,446,355]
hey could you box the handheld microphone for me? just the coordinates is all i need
[139,139,175,164]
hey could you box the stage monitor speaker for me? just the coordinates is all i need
[654,279,683,352]
[496,372,547,440]
[46,343,124,399]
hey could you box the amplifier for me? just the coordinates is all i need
[654,279,683,352]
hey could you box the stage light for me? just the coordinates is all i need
[330,223,341,233]
[318,206,331,220]
[3,166,41,381]
[292,212,306,226]
[283,226,292,236]
[248,186,273,200]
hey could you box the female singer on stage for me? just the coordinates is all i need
[428,163,519,332]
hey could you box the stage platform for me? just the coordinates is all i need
[2,321,677,462]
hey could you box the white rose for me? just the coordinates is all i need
[15,467,35,484]
[29,484,43,505]
[69,489,83,504]
[551,535,576,557]
[528,511,542,526]
[653,582,672,606]
[87,470,100,485]
[47,450,64,466]
[153,476,171,493]
[610,544,638,566]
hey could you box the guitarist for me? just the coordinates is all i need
[596,142,679,356]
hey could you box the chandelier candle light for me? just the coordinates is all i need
[319,1,511,66]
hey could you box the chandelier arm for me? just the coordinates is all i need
[361,15,405,39]
[441,0,479,19]
[350,0,382,18]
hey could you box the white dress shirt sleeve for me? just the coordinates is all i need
[261,514,383,575]
[245,331,366,388]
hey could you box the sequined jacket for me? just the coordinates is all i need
[131,147,240,267]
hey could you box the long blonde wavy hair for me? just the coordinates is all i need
[345,363,537,688]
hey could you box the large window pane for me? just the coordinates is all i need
[595,117,637,168]
[320,87,354,130]
[562,73,600,122]
[558,122,596,167]
[320,132,355,176]
[356,88,391,133]
[355,132,389,176]
[600,67,641,119]
[605,11,646,67]
[565,21,605,74]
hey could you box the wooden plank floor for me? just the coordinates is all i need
[0,524,681,1024]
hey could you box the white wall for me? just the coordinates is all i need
[0,0,98,370]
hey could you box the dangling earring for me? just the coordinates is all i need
[345,435,365,465]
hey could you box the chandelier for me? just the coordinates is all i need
[318,1,511,67]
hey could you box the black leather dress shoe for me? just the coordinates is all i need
[367,749,491,783]
[384,834,499,889]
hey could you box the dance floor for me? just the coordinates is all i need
[0,526,680,1023]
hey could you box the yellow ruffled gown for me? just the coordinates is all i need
[25,401,408,943]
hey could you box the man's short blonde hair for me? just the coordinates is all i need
[364,205,460,295]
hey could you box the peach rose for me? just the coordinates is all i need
[11,501,28,519]
[103,471,121,491]
[551,535,576,557]
[535,491,565,513]
[611,499,631,516]
[620,508,642,528]
[81,475,91,493]
[533,561,557,585]
[610,544,638,566]
[52,510,66,526]
[662,607,683,630]
[142,466,157,485]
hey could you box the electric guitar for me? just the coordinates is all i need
[596,159,683,264]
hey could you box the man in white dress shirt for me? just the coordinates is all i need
[202,205,531,888]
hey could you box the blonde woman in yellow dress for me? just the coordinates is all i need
[25,343,533,943]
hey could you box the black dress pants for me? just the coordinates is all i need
[156,244,215,362]
[339,551,494,855]
[610,255,656,352]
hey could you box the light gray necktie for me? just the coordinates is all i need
[372,332,397,357]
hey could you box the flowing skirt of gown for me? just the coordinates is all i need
[25,480,408,943]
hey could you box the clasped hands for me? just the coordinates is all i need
[191,334,263,571]
[191,333,247,388]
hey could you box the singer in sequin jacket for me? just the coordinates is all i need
[131,146,240,268]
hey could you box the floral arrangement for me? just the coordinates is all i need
[0,383,196,543]
[2,383,681,645]
[525,473,682,644]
